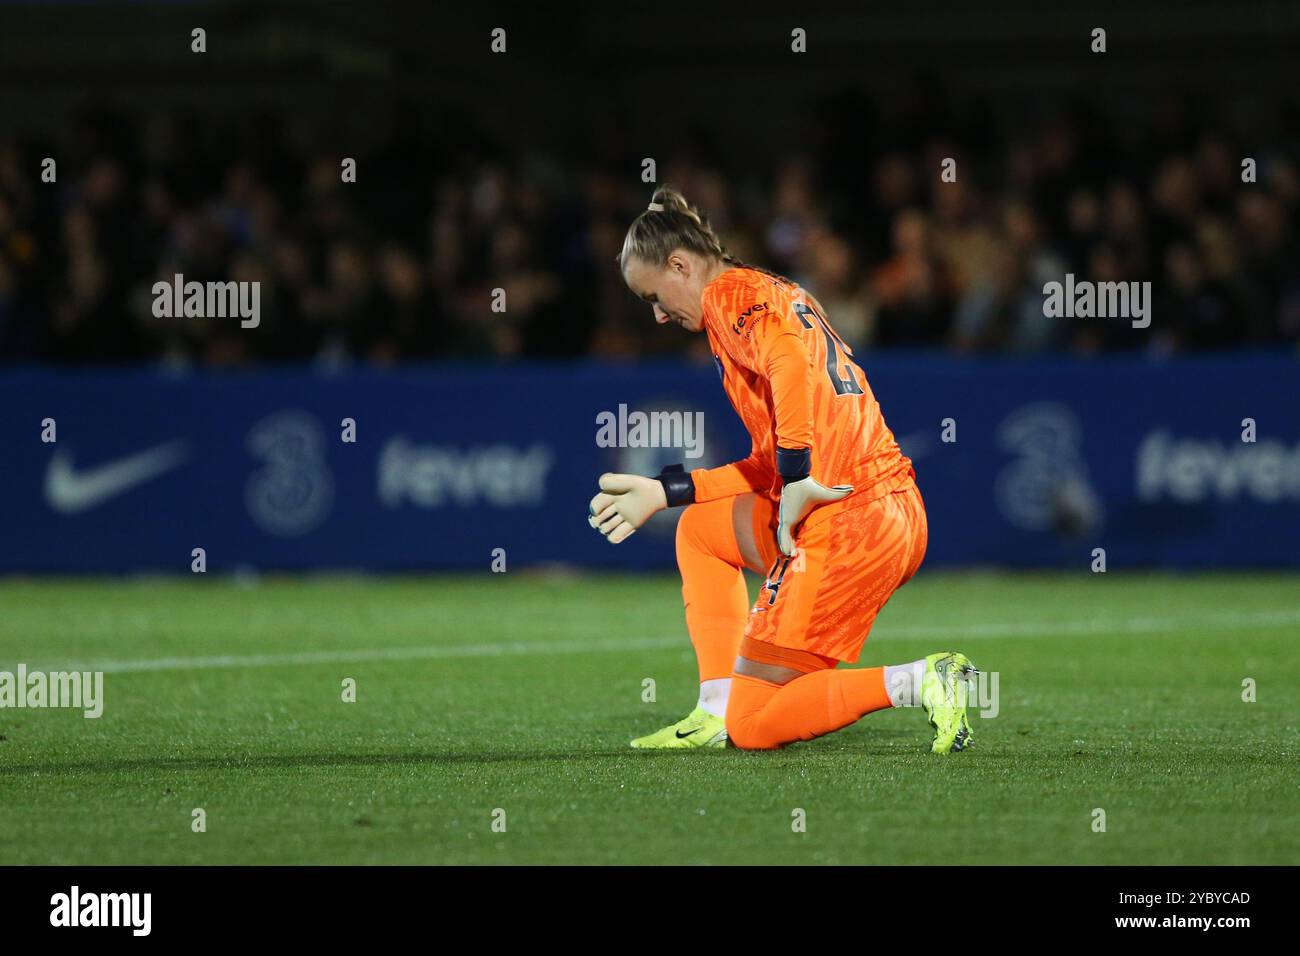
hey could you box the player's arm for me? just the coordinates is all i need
[586,443,774,544]
[688,441,772,502]
[748,297,853,555]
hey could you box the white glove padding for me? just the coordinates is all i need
[777,477,854,556]
[587,473,668,544]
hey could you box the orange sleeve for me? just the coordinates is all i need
[693,276,816,497]
[758,325,816,453]
[728,290,815,458]
[689,442,774,502]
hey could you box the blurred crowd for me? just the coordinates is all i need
[1,95,1298,366]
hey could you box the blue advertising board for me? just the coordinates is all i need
[2,354,1298,573]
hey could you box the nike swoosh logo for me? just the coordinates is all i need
[45,442,190,514]
[675,728,701,739]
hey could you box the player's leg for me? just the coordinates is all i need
[630,492,773,749]
[726,483,977,753]
[887,484,977,751]
[725,512,904,750]
[727,645,977,753]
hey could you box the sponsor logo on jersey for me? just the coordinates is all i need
[732,301,768,336]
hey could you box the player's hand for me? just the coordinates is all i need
[587,473,668,544]
[777,477,853,556]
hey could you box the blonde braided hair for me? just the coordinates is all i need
[618,186,745,271]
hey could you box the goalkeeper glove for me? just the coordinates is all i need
[775,447,853,556]
[587,465,694,544]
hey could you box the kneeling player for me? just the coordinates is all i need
[587,187,977,753]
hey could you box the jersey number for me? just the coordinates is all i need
[763,554,795,606]
[793,302,863,396]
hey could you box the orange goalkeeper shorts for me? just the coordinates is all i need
[743,480,928,664]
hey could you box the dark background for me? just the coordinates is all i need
[1,0,1298,365]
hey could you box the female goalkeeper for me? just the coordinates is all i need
[588,186,976,753]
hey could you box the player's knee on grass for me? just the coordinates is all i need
[726,712,781,751]
[724,670,785,751]
[725,644,843,750]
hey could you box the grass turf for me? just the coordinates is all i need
[0,571,1296,865]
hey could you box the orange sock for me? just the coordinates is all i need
[727,667,894,750]
[676,500,750,682]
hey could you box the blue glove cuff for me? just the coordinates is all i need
[777,447,811,485]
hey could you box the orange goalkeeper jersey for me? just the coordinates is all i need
[690,265,914,507]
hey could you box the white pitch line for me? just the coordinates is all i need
[6,608,1298,676]
[884,607,1300,640]
[18,635,685,675]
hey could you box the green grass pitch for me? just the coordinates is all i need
[0,571,1296,865]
